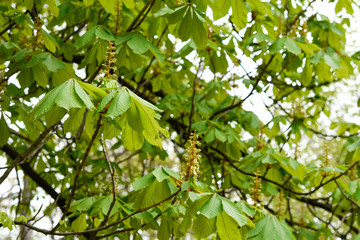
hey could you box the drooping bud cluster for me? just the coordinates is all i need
[182,131,201,181]
[250,167,263,206]
[100,41,118,82]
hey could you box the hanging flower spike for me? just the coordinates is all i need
[182,131,201,181]
[100,41,118,82]
[250,167,263,206]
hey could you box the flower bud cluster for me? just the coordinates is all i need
[250,167,263,206]
[100,41,118,81]
[182,131,201,180]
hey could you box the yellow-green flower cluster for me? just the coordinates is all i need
[183,131,201,180]
[100,41,118,81]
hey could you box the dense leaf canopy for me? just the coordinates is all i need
[1,0,360,239]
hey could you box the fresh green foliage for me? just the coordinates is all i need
[1,0,360,239]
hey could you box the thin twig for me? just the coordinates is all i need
[50,115,103,233]
[15,188,181,236]
[335,180,360,209]
[126,0,155,32]
[92,135,117,239]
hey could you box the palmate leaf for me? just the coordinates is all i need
[127,32,151,54]
[0,113,10,147]
[216,211,241,240]
[193,214,216,239]
[122,123,144,152]
[221,198,248,227]
[134,180,172,210]
[200,194,223,219]
[31,79,95,120]
[99,87,167,151]
[246,215,296,240]
[105,88,131,119]
[132,167,180,192]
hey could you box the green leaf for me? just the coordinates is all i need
[200,194,223,218]
[96,91,117,114]
[63,108,86,133]
[14,215,28,223]
[33,65,48,88]
[133,173,156,191]
[216,211,241,240]
[24,0,33,10]
[335,0,353,14]
[52,63,77,86]
[211,0,231,20]
[193,214,217,239]
[317,59,331,82]
[162,167,181,180]
[135,180,171,209]
[284,38,301,55]
[347,138,360,152]
[236,201,256,218]
[122,123,144,152]
[231,0,247,29]
[215,129,227,142]
[269,38,285,54]
[90,195,113,215]
[127,89,163,112]
[95,26,115,41]
[123,0,135,9]
[246,215,295,240]
[300,58,312,86]
[31,79,95,119]
[221,198,248,227]
[75,27,96,49]
[106,88,131,119]
[77,80,107,99]
[192,11,208,49]
[152,168,170,182]
[25,52,48,68]
[42,53,66,72]
[55,82,85,111]
[43,31,57,53]
[0,113,10,147]
[45,107,66,125]
[83,0,94,6]
[0,211,13,231]
[127,32,151,54]
[324,53,340,69]
[158,217,171,240]
[46,0,59,17]
[74,81,96,109]
[149,43,165,64]
[99,0,117,15]
[135,99,164,147]
[178,7,193,41]
[167,6,187,24]
[72,213,87,231]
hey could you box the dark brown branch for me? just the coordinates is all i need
[209,55,276,120]
[126,0,155,32]
[209,147,359,196]
[1,145,67,212]
[335,180,360,209]
[0,21,16,36]
[0,122,58,185]
[15,188,181,236]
